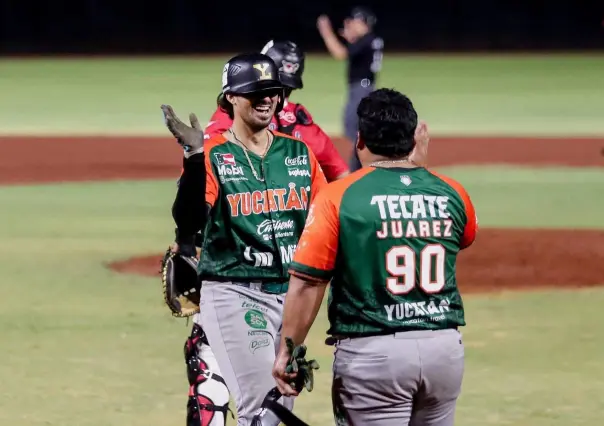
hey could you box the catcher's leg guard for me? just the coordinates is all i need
[185,324,232,426]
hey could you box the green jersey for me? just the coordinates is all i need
[289,166,478,336]
[199,133,326,288]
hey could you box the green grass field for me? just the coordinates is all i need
[1,54,604,136]
[1,54,603,426]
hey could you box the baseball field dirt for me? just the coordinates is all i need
[2,135,603,293]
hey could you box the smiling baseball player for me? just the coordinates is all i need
[205,40,349,182]
[163,52,326,426]
[168,40,350,426]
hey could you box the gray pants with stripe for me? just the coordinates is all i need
[344,80,375,172]
[332,328,465,426]
[198,281,293,425]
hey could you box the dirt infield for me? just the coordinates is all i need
[109,227,604,293]
[1,134,603,293]
[0,135,602,185]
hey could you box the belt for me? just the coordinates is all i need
[232,281,288,295]
[325,326,459,345]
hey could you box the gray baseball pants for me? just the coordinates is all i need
[332,328,465,426]
[344,80,374,172]
[198,281,294,426]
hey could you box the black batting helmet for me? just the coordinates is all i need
[218,53,285,116]
[260,40,305,90]
[221,52,284,95]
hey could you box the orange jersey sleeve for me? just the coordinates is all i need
[429,170,478,249]
[204,136,227,207]
[289,168,373,281]
[288,188,340,281]
[204,108,233,139]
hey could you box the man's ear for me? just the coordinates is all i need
[356,132,365,151]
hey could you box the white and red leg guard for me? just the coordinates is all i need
[185,324,232,426]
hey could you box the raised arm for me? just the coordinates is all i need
[161,104,216,254]
[316,15,348,60]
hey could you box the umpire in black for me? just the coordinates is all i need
[317,6,383,172]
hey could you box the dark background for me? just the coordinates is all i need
[1,0,603,54]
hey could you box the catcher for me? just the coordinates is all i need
[161,52,324,425]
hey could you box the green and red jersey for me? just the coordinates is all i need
[198,132,327,286]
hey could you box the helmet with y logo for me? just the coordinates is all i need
[221,53,284,96]
[218,52,285,115]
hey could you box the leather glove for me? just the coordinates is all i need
[160,245,200,317]
[161,104,205,157]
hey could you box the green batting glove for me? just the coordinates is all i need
[284,337,320,393]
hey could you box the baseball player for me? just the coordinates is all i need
[205,39,349,182]
[273,88,479,425]
[163,52,327,426]
[172,39,349,426]
[317,6,383,172]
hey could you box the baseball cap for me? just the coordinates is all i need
[349,6,377,28]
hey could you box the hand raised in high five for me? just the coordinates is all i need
[410,120,430,168]
[316,14,333,35]
[161,104,205,156]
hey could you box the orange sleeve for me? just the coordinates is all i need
[288,189,340,281]
[289,168,373,281]
[429,171,478,249]
[204,140,223,207]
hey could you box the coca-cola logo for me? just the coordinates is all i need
[257,219,295,236]
[284,155,308,167]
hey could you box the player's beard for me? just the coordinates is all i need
[245,98,277,131]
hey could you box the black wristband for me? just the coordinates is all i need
[175,228,196,257]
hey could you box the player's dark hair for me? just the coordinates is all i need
[357,88,418,158]
[217,93,234,119]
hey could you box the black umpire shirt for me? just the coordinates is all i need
[346,32,384,85]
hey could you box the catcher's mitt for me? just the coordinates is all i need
[161,246,200,317]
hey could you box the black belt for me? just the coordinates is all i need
[325,326,459,345]
[232,281,288,295]
[200,277,288,295]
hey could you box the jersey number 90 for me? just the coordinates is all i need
[385,244,446,294]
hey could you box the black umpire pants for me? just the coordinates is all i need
[344,79,374,172]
